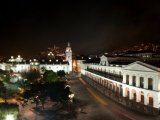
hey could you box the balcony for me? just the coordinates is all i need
[86,68,123,83]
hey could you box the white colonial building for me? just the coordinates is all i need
[80,55,160,109]
[0,43,72,73]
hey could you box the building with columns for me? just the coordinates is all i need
[80,55,160,110]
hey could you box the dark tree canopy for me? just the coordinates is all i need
[48,81,71,103]
[43,70,58,83]
[22,70,41,83]
[57,70,66,78]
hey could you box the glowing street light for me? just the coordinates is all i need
[68,93,74,103]
[69,93,74,99]
[5,114,14,120]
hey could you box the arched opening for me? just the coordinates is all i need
[125,87,129,98]
[120,85,123,96]
[116,85,120,95]
[108,82,112,90]
[103,80,106,86]
[108,83,110,90]
[140,91,144,104]
[110,84,113,90]
[99,78,101,84]
[147,93,153,106]
[98,78,100,84]
[113,84,116,92]
[105,80,108,87]
[132,89,136,100]
[102,79,104,86]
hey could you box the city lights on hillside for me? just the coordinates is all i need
[48,52,54,56]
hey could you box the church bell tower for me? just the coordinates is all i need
[65,42,72,72]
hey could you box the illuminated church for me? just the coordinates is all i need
[0,43,72,73]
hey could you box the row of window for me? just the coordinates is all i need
[126,75,153,90]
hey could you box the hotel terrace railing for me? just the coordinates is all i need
[85,68,123,83]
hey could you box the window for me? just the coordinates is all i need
[132,76,136,86]
[140,77,144,88]
[148,78,153,90]
[126,75,129,84]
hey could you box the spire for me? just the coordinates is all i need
[68,42,70,47]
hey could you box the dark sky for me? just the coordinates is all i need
[0,0,160,58]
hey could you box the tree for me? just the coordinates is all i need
[43,70,58,83]
[48,81,71,104]
[0,81,7,103]
[3,74,11,83]
[0,69,10,82]
[57,70,65,78]
[22,70,41,83]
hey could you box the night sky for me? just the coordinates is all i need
[0,0,160,58]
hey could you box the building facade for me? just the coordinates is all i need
[80,55,160,110]
[0,43,73,73]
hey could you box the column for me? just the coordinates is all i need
[123,85,126,97]
[144,77,148,89]
[118,86,120,95]
[108,82,110,89]
[153,93,159,108]
[136,76,140,87]
[129,76,132,86]
[136,90,140,102]
[144,92,148,105]
[123,74,126,83]
[153,77,156,90]
[129,89,133,100]
[115,83,117,93]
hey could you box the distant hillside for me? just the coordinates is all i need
[112,43,160,54]
[39,45,65,59]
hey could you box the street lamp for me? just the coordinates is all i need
[69,93,74,103]
[5,114,14,120]
[68,93,74,112]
